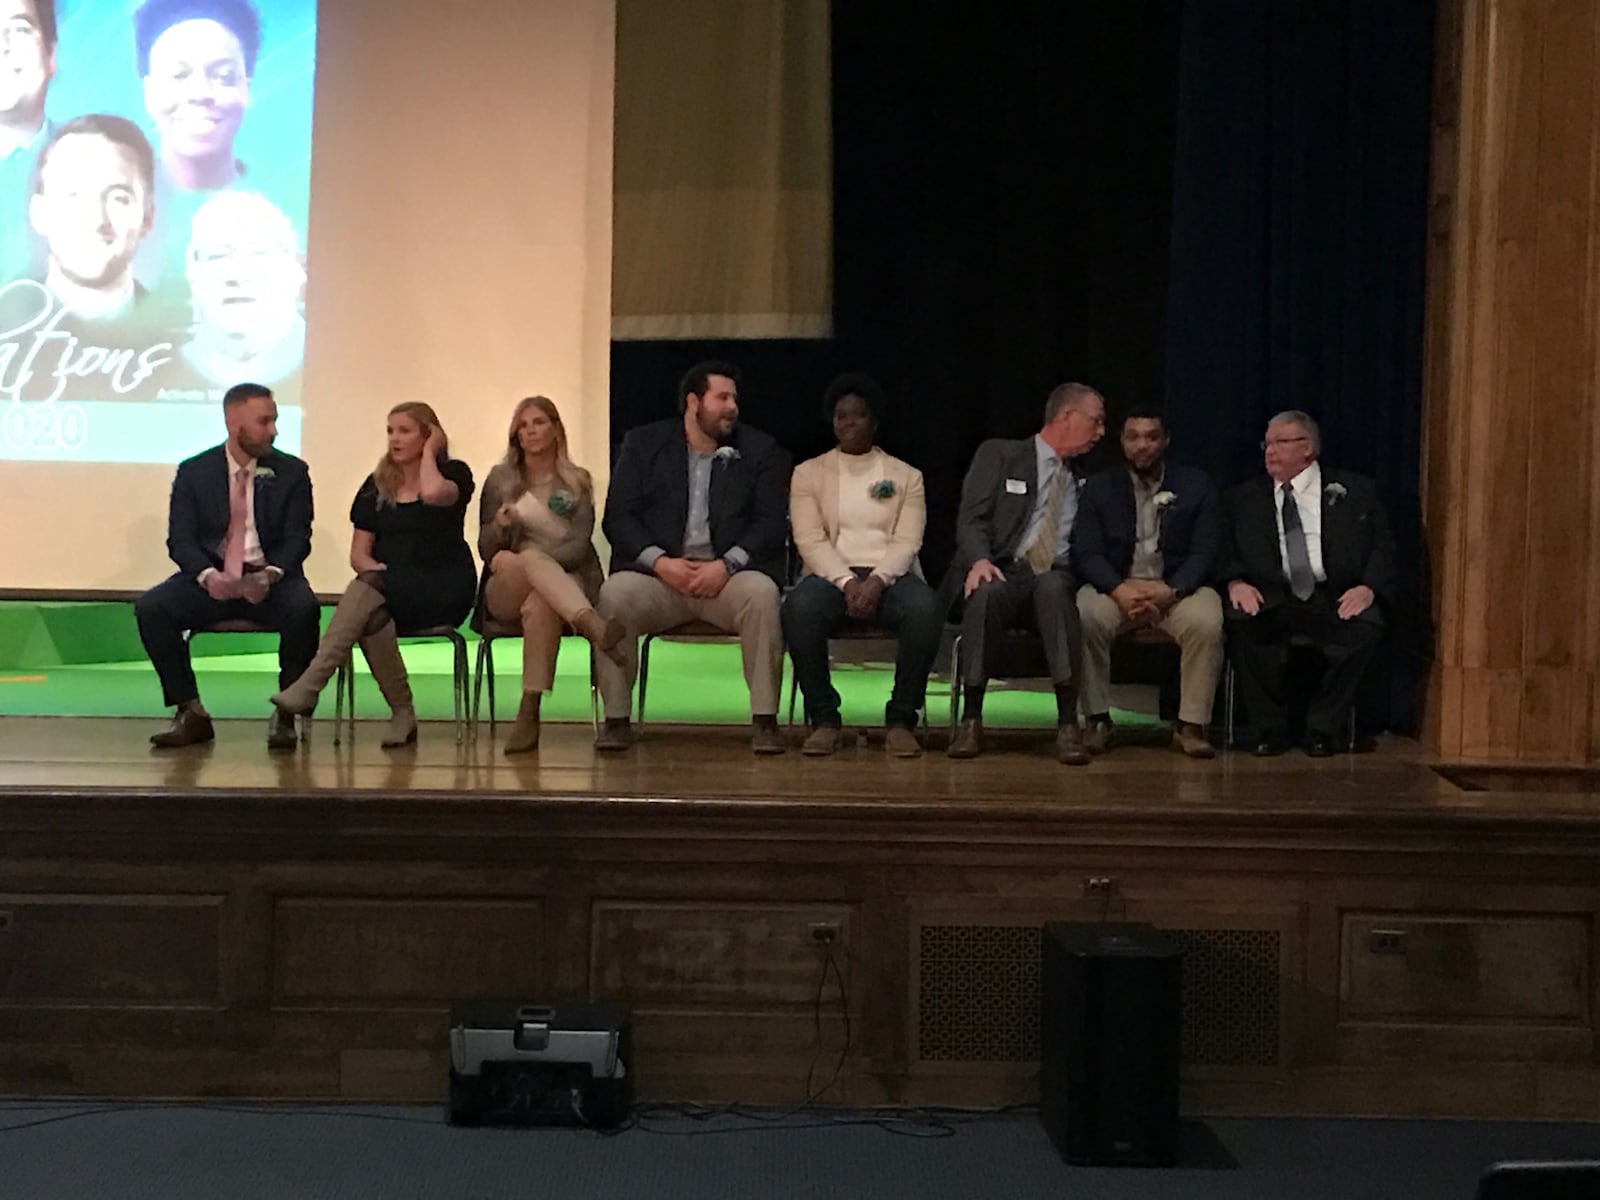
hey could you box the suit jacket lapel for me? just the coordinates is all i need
[822,449,841,540]
[666,432,690,540]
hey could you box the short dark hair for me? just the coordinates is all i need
[35,114,155,197]
[1121,404,1168,433]
[677,360,741,414]
[223,382,272,408]
[821,372,886,425]
[28,0,57,53]
[134,0,262,77]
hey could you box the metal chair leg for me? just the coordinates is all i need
[948,635,963,731]
[637,634,653,731]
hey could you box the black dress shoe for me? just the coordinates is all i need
[150,706,214,749]
[1251,731,1288,757]
[266,708,299,751]
[1304,732,1336,758]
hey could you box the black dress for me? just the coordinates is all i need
[350,458,477,630]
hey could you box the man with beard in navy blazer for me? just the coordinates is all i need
[594,361,792,755]
[1220,410,1395,757]
[134,382,317,750]
[1072,405,1223,759]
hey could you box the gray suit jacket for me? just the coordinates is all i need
[951,437,1047,577]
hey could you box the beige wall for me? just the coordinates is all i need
[2,0,615,593]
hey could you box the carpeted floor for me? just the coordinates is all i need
[1,1103,1595,1200]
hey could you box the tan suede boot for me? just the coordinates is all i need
[357,620,418,747]
[572,607,627,666]
[271,578,387,716]
[504,691,541,754]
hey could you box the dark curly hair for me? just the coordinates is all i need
[821,372,886,426]
[677,360,741,414]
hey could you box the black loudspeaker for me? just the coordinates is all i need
[1039,921,1183,1167]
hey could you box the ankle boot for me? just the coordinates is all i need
[272,579,387,716]
[357,620,418,747]
[572,607,627,666]
[504,691,541,754]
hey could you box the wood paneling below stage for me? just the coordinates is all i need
[1,718,1599,1118]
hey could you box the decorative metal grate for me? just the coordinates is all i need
[916,923,1281,1067]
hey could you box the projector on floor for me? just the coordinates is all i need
[448,1000,632,1128]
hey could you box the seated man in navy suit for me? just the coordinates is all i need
[1073,406,1223,758]
[134,381,318,750]
[594,361,792,755]
[1219,410,1395,757]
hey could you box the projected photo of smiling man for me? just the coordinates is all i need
[181,189,304,386]
[135,0,259,192]
[28,114,155,321]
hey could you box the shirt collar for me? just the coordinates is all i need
[1130,464,1165,494]
[225,445,257,476]
[1286,461,1321,498]
[1033,434,1061,474]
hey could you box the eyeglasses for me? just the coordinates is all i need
[1260,437,1310,451]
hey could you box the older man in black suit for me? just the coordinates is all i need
[947,382,1106,763]
[594,361,792,754]
[134,382,318,750]
[1220,410,1395,757]
[1073,406,1223,758]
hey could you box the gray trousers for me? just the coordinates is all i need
[959,562,1082,690]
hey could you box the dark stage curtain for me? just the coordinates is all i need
[1163,0,1436,730]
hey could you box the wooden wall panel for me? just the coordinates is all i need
[273,899,543,1005]
[0,895,223,1006]
[1424,0,1600,761]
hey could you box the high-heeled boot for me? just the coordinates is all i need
[358,619,418,747]
[572,607,627,666]
[504,691,541,754]
[272,579,387,715]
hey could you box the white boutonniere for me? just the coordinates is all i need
[1324,481,1347,506]
[253,465,275,482]
[869,479,896,500]
[1152,490,1176,510]
[713,445,740,463]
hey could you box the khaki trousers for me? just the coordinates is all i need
[1075,585,1223,726]
[595,570,783,720]
[484,547,594,694]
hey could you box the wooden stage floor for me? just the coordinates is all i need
[3,716,1600,1118]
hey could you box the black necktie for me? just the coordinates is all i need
[1280,483,1315,601]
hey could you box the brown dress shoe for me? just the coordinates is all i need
[1082,717,1113,755]
[802,725,840,756]
[1172,722,1216,759]
[594,718,633,752]
[266,708,298,751]
[149,706,214,749]
[752,720,787,755]
[1056,722,1089,766]
[884,726,923,758]
[947,717,983,759]
[503,692,541,755]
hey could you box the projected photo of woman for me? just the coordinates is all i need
[179,188,305,386]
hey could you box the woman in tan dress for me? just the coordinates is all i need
[479,395,624,753]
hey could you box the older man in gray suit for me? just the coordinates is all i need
[947,382,1106,763]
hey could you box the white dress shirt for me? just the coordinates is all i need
[1273,461,1326,583]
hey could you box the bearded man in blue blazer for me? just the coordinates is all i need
[1072,406,1223,758]
[134,382,317,750]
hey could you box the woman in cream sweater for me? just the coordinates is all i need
[781,373,945,757]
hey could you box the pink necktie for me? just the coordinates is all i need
[223,465,249,578]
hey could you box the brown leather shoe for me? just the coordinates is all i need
[149,705,214,749]
[1082,717,1113,755]
[884,726,923,758]
[947,717,983,759]
[594,718,633,752]
[503,691,541,755]
[1172,722,1216,759]
[266,708,298,751]
[802,725,840,756]
[752,720,787,756]
[1056,722,1089,766]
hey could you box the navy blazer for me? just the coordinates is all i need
[1071,462,1220,595]
[602,418,792,584]
[165,444,314,579]
[1218,468,1396,607]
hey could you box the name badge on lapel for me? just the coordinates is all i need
[1005,478,1027,495]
